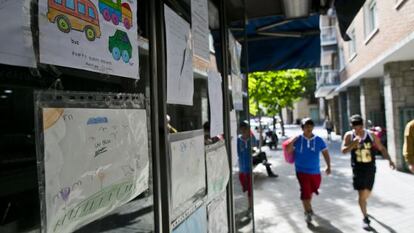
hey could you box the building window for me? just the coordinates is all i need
[364,0,378,37]
[339,47,345,71]
[348,29,356,59]
[54,0,62,4]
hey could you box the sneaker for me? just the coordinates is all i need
[362,216,370,229]
[268,172,278,178]
[304,212,312,223]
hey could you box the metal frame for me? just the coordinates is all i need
[149,0,171,232]
[149,0,244,232]
[218,0,237,232]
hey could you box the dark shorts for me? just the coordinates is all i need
[353,169,376,191]
[296,172,321,200]
[239,172,252,197]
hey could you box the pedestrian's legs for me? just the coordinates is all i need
[358,189,371,217]
[301,199,313,213]
[265,164,278,177]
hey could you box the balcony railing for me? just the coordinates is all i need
[316,69,340,89]
[320,26,337,46]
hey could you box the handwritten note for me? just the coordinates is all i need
[206,141,229,201]
[191,0,210,61]
[208,71,223,137]
[207,192,228,233]
[170,132,205,220]
[0,0,36,67]
[165,4,194,105]
[38,0,139,78]
[41,108,149,233]
[232,74,243,110]
[229,32,242,75]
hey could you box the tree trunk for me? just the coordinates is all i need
[258,110,263,152]
[279,111,285,136]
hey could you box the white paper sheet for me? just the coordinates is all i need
[0,0,36,67]
[191,0,209,61]
[207,192,228,233]
[206,141,229,201]
[42,108,149,233]
[232,74,243,110]
[170,133,206,217]
[208,71,223,137]
[230,110,238,167]
[229,32,241,75]
[164,5,194,105]
[38,0,139,78]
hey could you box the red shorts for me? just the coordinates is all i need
[239,172,252,197]
[296,172,321,200]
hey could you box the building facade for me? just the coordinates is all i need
[316,0,414,170]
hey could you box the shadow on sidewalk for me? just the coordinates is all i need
[367,214,397,233]
[307,214,343,233]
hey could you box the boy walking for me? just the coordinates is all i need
[286,118,331,223]
[341,115,395,229]
[237,121,277,208]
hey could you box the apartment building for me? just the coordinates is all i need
[317,0,414,170]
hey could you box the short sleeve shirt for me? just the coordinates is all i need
[237,136,253,173]
[293,135,327,174]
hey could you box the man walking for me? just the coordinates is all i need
[341,114,395,229]
[324,116,334,142]
[286,118,331,223]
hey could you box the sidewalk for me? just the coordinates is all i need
[253,125,414,233]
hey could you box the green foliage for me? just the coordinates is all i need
[248,69,310,116]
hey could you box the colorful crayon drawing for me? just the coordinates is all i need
[98,0,133,29]
[108,29,132,63]
[47,0,101,41]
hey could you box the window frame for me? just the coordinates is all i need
[364,0,378,38]
[348,28,357,61]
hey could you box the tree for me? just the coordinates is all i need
[248,69,310,136]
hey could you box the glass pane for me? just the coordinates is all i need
[0,0,155,232]
[226,0,254,232]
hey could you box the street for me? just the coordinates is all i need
[252,125,414,233]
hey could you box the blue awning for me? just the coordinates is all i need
[216,1,365,73]
[231,15,320,72]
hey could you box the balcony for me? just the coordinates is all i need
[315,69,340,98]
[320,26,337,46]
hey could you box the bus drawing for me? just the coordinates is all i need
[108,30,132,63]
[98,0,133,30]
[47,0,101,41]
